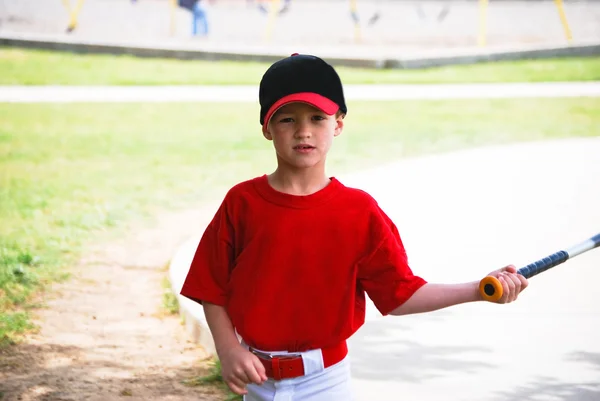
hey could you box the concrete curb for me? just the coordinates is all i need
[168,235,217,357]
[0,31,371,68]
[385,41,600,69]
[2,31,600,69]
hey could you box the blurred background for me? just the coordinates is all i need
[1,2,599,401]
[2,0,600,53]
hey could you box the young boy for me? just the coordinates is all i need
[180,53,528,400]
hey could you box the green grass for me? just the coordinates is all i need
[1,99,599,344]
[184,359,242,401]
[1,47,599,85]
[162,276,180,316]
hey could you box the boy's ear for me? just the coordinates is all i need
[333,114,345,137]
[262,125,273,141]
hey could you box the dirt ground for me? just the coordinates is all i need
[0,207,226,401]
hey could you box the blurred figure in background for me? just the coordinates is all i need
[192,0,209,36]
[178,0,211,36]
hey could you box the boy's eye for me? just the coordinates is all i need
[275,115,326,123]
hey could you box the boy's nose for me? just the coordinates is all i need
[294,121,312,138]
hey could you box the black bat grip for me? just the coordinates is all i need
[517,250,569,279]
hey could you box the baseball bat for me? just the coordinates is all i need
[479,233,600,302]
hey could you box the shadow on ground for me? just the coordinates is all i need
[349,313,494,382]
[0,343,223,401]
[492,351,600,401]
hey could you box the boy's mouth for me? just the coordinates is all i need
[294,144,315,150]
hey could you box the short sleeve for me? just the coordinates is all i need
[180,202,234,306]
[357,209,427,316]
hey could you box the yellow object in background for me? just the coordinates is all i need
[349,0,361,44]
[554,0,573,42]
[170,0,177,36]
[478,0,573,47]
[61,0,86,33]
[264,0,281,42]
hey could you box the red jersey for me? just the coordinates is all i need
[180,175,427,352]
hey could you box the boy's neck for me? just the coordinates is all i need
[268,167,330,196]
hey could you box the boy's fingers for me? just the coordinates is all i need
[503,273,519,302]
[498,275,512,303]
[518,273,529,290]
[509,272,524,300]
[502,264,517,274]
[245,362,265,384]
[227,378,248,395]
[505,273,516,302]
[498,275,509,303]
[233,368,252,385]
[251,356,268,382]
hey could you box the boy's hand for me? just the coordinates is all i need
[219,345,268,395]
[484,265,529,303]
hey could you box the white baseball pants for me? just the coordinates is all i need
[243,347,353,401]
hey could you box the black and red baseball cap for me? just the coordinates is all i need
[259,53,347,129]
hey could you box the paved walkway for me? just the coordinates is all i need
[2,82,600,102]
[170,137,600,401]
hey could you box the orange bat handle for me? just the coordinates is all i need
[479,276,503,302]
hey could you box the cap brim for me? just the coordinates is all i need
[263,92,339,129]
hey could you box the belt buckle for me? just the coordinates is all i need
[250,348,301,360]
[250,349,273,360]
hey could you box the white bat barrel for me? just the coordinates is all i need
[566,233,600,258]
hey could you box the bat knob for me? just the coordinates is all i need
[479,276,503,302]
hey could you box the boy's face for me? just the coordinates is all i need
[262,102,344,170]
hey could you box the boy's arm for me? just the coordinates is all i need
[203,302,243,353]
[203,302,267,395]
[390,265,528,316]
